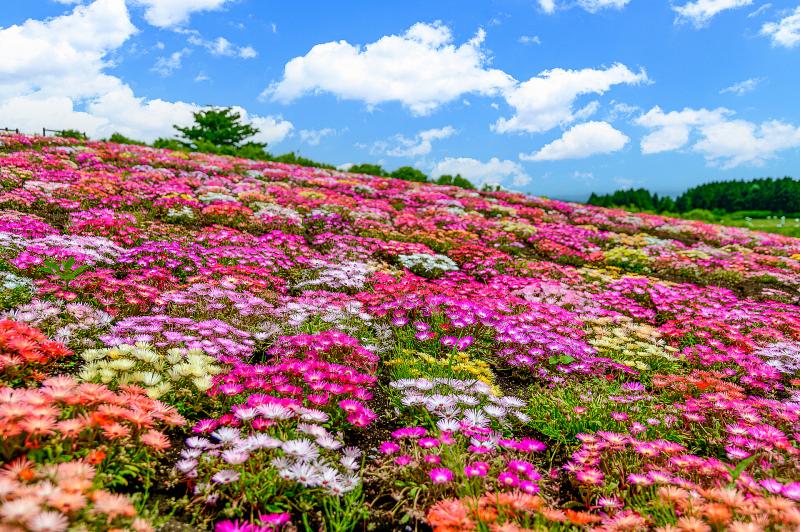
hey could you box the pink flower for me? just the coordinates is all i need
[392,426,427,439]
[424,454,441,464]
[395,455,412,466]
[379,441,400,455]
[519,480,539,494]
[464,464,487,477]
[497,472,519,487]
[418,437,440,449]
[575,468,605,486]
[429,467,453,484]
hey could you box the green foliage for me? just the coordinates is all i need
[55,129,87,140]
[270,151,335,169]
[175,107,262,149]
[589,176,800,215]
[390,166,429,183]
[152,137,189,151]
[435,173,475,189]
[348,163,388,177]
[40,257,90,285]
[108,132,147,146]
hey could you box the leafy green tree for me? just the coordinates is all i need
[436,173,475,190]
[56,129,87,140]
[175,107,263,150]
[390,166,429,183]
[348,164,388,177]
[152,138,188,151]
[108,132,146,146]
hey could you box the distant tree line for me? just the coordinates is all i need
[347,163,476,190]
[93,107,477,189]
[587,177,800,214]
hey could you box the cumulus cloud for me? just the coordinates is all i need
[431,157,531,187]
[673,0,754,28]
[635,106,732,154]
[635,105,800,168]
[265,21,515,115]
[694,119,800,168]
[719,77,764,95]
[378,126,457,157]
[520,121,629,161]
[761,7,800,48]
[493,63,648,134]
[131,0,232,28]
[0,0,291,143]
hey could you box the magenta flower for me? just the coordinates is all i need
[391,426,427,439]
[497,472,519,487]
[423,454,441,464]
[379,441,400,455]
[418,437,440,449]
[429,467,454,484]
[464,464,487,477]
[395,455,412,466]
[518,480,539,494]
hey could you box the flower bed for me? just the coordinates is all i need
[0,133,799,531]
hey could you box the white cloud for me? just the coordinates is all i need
[518,35,542,45]
[538,0,557,14]
[151,48,189,76]
[635,106,732,153]
[694,119,800,168]
[577,0,632,13]
[719,77,764,95]
[431,157,531,186]
[538,0,632,14]
[0,0,290,143]
[748,3,772,17]
[187,35,258,59]
[131,0,232,28]
[248,114,294,145]
[673,0,754,28]
[635,105,800,168]
[266,21,515,115]
[493,63,648,134]
[520,121,629,161]
[380,126,456,157]
[299,128,336,146]
[761,7,800,48]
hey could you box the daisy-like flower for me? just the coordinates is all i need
[497,471,519,487]
[429,467,453,484]
[281,439,319,461]
[221,449,250,465]
[211,470,241,484]
[140,430,171,451]
[26,510,69,532]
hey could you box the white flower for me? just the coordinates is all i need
[282,439,320,461]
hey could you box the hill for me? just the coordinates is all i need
[1,133,800,531]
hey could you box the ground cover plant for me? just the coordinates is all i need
[1,132,800,531]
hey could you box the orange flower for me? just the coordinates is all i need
[140,429,170,451]
[87,449,107,465]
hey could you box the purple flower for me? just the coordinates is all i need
[212,470,241,484]
[783,482,800,501]
[760,478,784,494]
[429,467,454,484]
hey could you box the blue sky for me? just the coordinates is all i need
[1,0,799,200]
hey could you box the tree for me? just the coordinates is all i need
[174,107,262,149]
[108,132,146,146]
[390,166,429,183]
[436,174,475,190]
[348,164,388,177]
[56,129,87,140]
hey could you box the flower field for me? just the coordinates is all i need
[1,133,800,532]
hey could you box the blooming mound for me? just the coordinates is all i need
[1,133,800,531]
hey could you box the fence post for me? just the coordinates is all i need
[42,127,46,136]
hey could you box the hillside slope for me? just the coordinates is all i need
[1,133,800,531]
